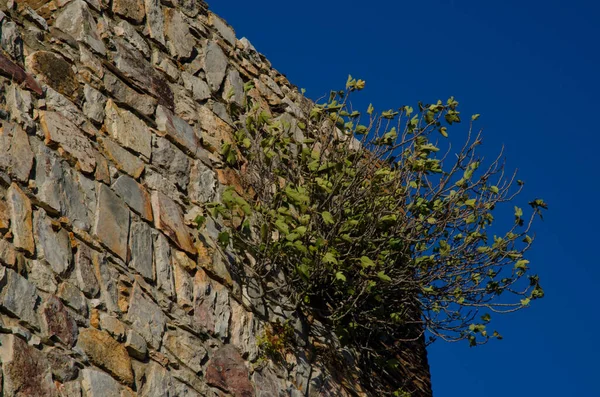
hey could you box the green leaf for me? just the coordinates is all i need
[481,313,491,323]
[217,231,230,247]
[323,252,338,264]
[335,272,347,282]
[377,271,392,282]
[489,186,499,194]
[193,215,206,229]
[367,103,374,115]
[321,211,335,225]
[360,256,376,268]
[514,259,529,270]
[297,264,310,279]
[274,219,290,235]
[471,114,481,121]
[514,206,523,218]
[465,198,476,208]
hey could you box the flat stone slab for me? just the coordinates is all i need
[77,328,134,386]
[113,174,153,221]
[0,122,34,182]
[105,100,152,159]
[126,282,167,349]
[93,183,130,260]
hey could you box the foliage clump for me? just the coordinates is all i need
[206,76,546,392]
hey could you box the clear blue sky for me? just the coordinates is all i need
[210,1,599,396]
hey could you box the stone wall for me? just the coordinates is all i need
[0,0,432,396]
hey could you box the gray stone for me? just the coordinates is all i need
[126,282,167,349]
[173,86,199,124]
[47,348,79,382]
[260,74,284,98]
[253,368,287,397]
[162,328,206,373]
[0,334,57,397]
[103,72,157,117]
[204,41,228,93]
[182,72,211,102]
[63,166,96,232]
[54,0,106,55]
[206,345,253,397]
[99,312,126,341]
[0,267,40,329]
[223,68,245,107]
[125,329,147,360]
[114,19,149,58]
[209,12,236,46]
[83,84,106,123]
[93,183,130,260]
[5,85,34,131]
[177,0,205,18]
[0,122,34,182]
[153,231,174,297]
[98,137,145,178]
[33,142,64,212]
[230,299,259,362]
[164,8,194,59]
[144,0,165,45]
[43,87,88,129]
[91,251,120,313]
[58,281,89,317]
[0,19,23,62]
[58,381,82,397]
[40,110,97,174]
[151,190,196,254]
[26,51,79,100]
[41,296,79,347]
[112,0,145,24]
[7,183,34,255]
[188,160,217,204]
[28,260,58,294]
[82,368,121,397]
[139,361,173,397]
[113,175,153,221]
[105,100,152,159]
[144,169,181,204]
[128,220,154,280]
[152,136,190,190]
[194,269,230,340]
[156,104,200,156]
[74,243,100,298]
[172,256,193,309]
[34,209,72,276]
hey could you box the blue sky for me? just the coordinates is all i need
[210,1,599,396]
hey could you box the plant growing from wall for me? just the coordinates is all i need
[207,77,546,393]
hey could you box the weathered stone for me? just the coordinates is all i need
[114,20,149,58]
[144,0,165,45]
[0,19,23,62]
[222,68,245,107]
[0,201,9,232]
[193,268,230,339]
[40,110,97,174]
[210,101,234,125]
[78,327,134,386]
[173,85,199,124]
[139,361,173,397]
[0,122,34,182]
[47,348,79,382]
[0,52,43,95]
[112,0,145,24]
[259,74,284,98]
[64,164,97,232]
[28,259,57,293]
[57,281,89,317]
[182,72,211,102]
[7,183,34,255]
[125,329,147,360]
[91,251,120,313]
[156,104,200,156]
[43,87,92,135]
[93,183,130,260]
[105,100,152,159]
[204,41,228,93]
[5,81,34,130]
[34,209,72,276]
[41,296,78,347]
[83,84,107,123]
[253,368,286,397]
[126,282,167,349]
[209,12,236,46]
[113,175,153,221]
[144,168,181,203]
[176,0,205,18]
[26,51,79,100]
[103,72,157,117]
[0,334,57,397]
[82,368,121,397]
[152,136,190,190]
[74,243,100,298]
[0,267,40,329]
[98,137,145,179]
[197,105,234,151]
[151,190,196,254]
[99,312,126,341]
[206,345,253,397]
[173,255,193,309]
[128,220,154,280]
[230,299,259,362]
[111,38,174,110]
[162,327,206,373]
[153,231,174,297]
[188,160,217,204]
[54,0,106,55]
[164,8,194,59]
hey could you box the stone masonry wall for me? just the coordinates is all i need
[0,0,432,396]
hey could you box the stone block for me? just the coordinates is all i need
[0,267,40,329]
[128,220,154,280]
[82,368,121,397]
[98,137,145,179]
[156,105,200,156]
[54,0,106,55]
[26,51,79,100]
[105,100,152,159]
[33,209,72,276]
[41,296,78,347]
[151,190,196,254]
[7,183,34,255]
[0,122,33,182]
[126,282,167,349]
[113,175,153,221]
[93,183,130,260]
[206,345,253,397]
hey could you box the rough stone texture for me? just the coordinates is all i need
[93,183,130,260]
[0,3,432,396]
[126,282,167,349]
[77,327,134,386]
[152,190,196,254]
[0,334,57,397]
[0,122,34,182]
[206,345,254,397]
[113,175,153,221]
